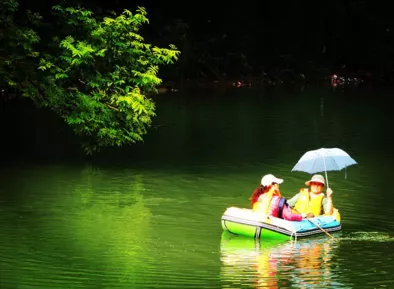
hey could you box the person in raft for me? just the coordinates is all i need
[250,174,313,221]
[287,174,334,218]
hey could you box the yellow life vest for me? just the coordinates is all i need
[293,188,324,216]
[329,208,341,223]
[253,188,277,214]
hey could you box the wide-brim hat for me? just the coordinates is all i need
[305,174,325,186]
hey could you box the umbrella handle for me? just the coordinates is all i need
[322,156,330,188]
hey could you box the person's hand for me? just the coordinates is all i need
[306,213,315,218]
[301,213,315,219]
[326,188,333,198]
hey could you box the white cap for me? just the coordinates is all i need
[261,174,284,187]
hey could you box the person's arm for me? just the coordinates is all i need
[323,188,334,215]
[286,193,300,207]
[281,204,303,221]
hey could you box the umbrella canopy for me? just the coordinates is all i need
[291,148,358,187]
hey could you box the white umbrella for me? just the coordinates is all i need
[291,148,358,187]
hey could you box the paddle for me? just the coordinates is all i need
[292,207,335,239]
[306,218,335,239]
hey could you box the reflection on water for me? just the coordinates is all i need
[340,232,394,242]
[3,87,394,288]
[220,231,342,289]
[0,165,154,288]
[65,166,153,284]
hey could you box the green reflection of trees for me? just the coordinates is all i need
[68,166,153,283]
[1,166,154,288]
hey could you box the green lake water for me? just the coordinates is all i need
[1,84,394,288]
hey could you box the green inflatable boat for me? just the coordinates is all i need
[221,207,342,240]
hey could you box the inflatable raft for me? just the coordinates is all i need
[221,207,341,240]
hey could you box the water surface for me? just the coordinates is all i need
[1,85,394,288]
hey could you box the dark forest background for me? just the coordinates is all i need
[10,0,394,84]
[1,0,392,155]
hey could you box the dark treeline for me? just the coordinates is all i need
[1,0,391,153]
[9,0,394,83]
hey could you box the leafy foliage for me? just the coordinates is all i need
[0,0,179,154]
[0,0,41,88]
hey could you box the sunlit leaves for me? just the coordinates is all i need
[59,36,95,64]
[95,48,107,57]
[103,17,115,25]
[0,1,180,154]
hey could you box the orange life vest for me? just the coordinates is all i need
[253,188,280,214]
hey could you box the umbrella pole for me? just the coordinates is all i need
[322,156,329,188]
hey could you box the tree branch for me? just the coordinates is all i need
[105,103,119,111]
